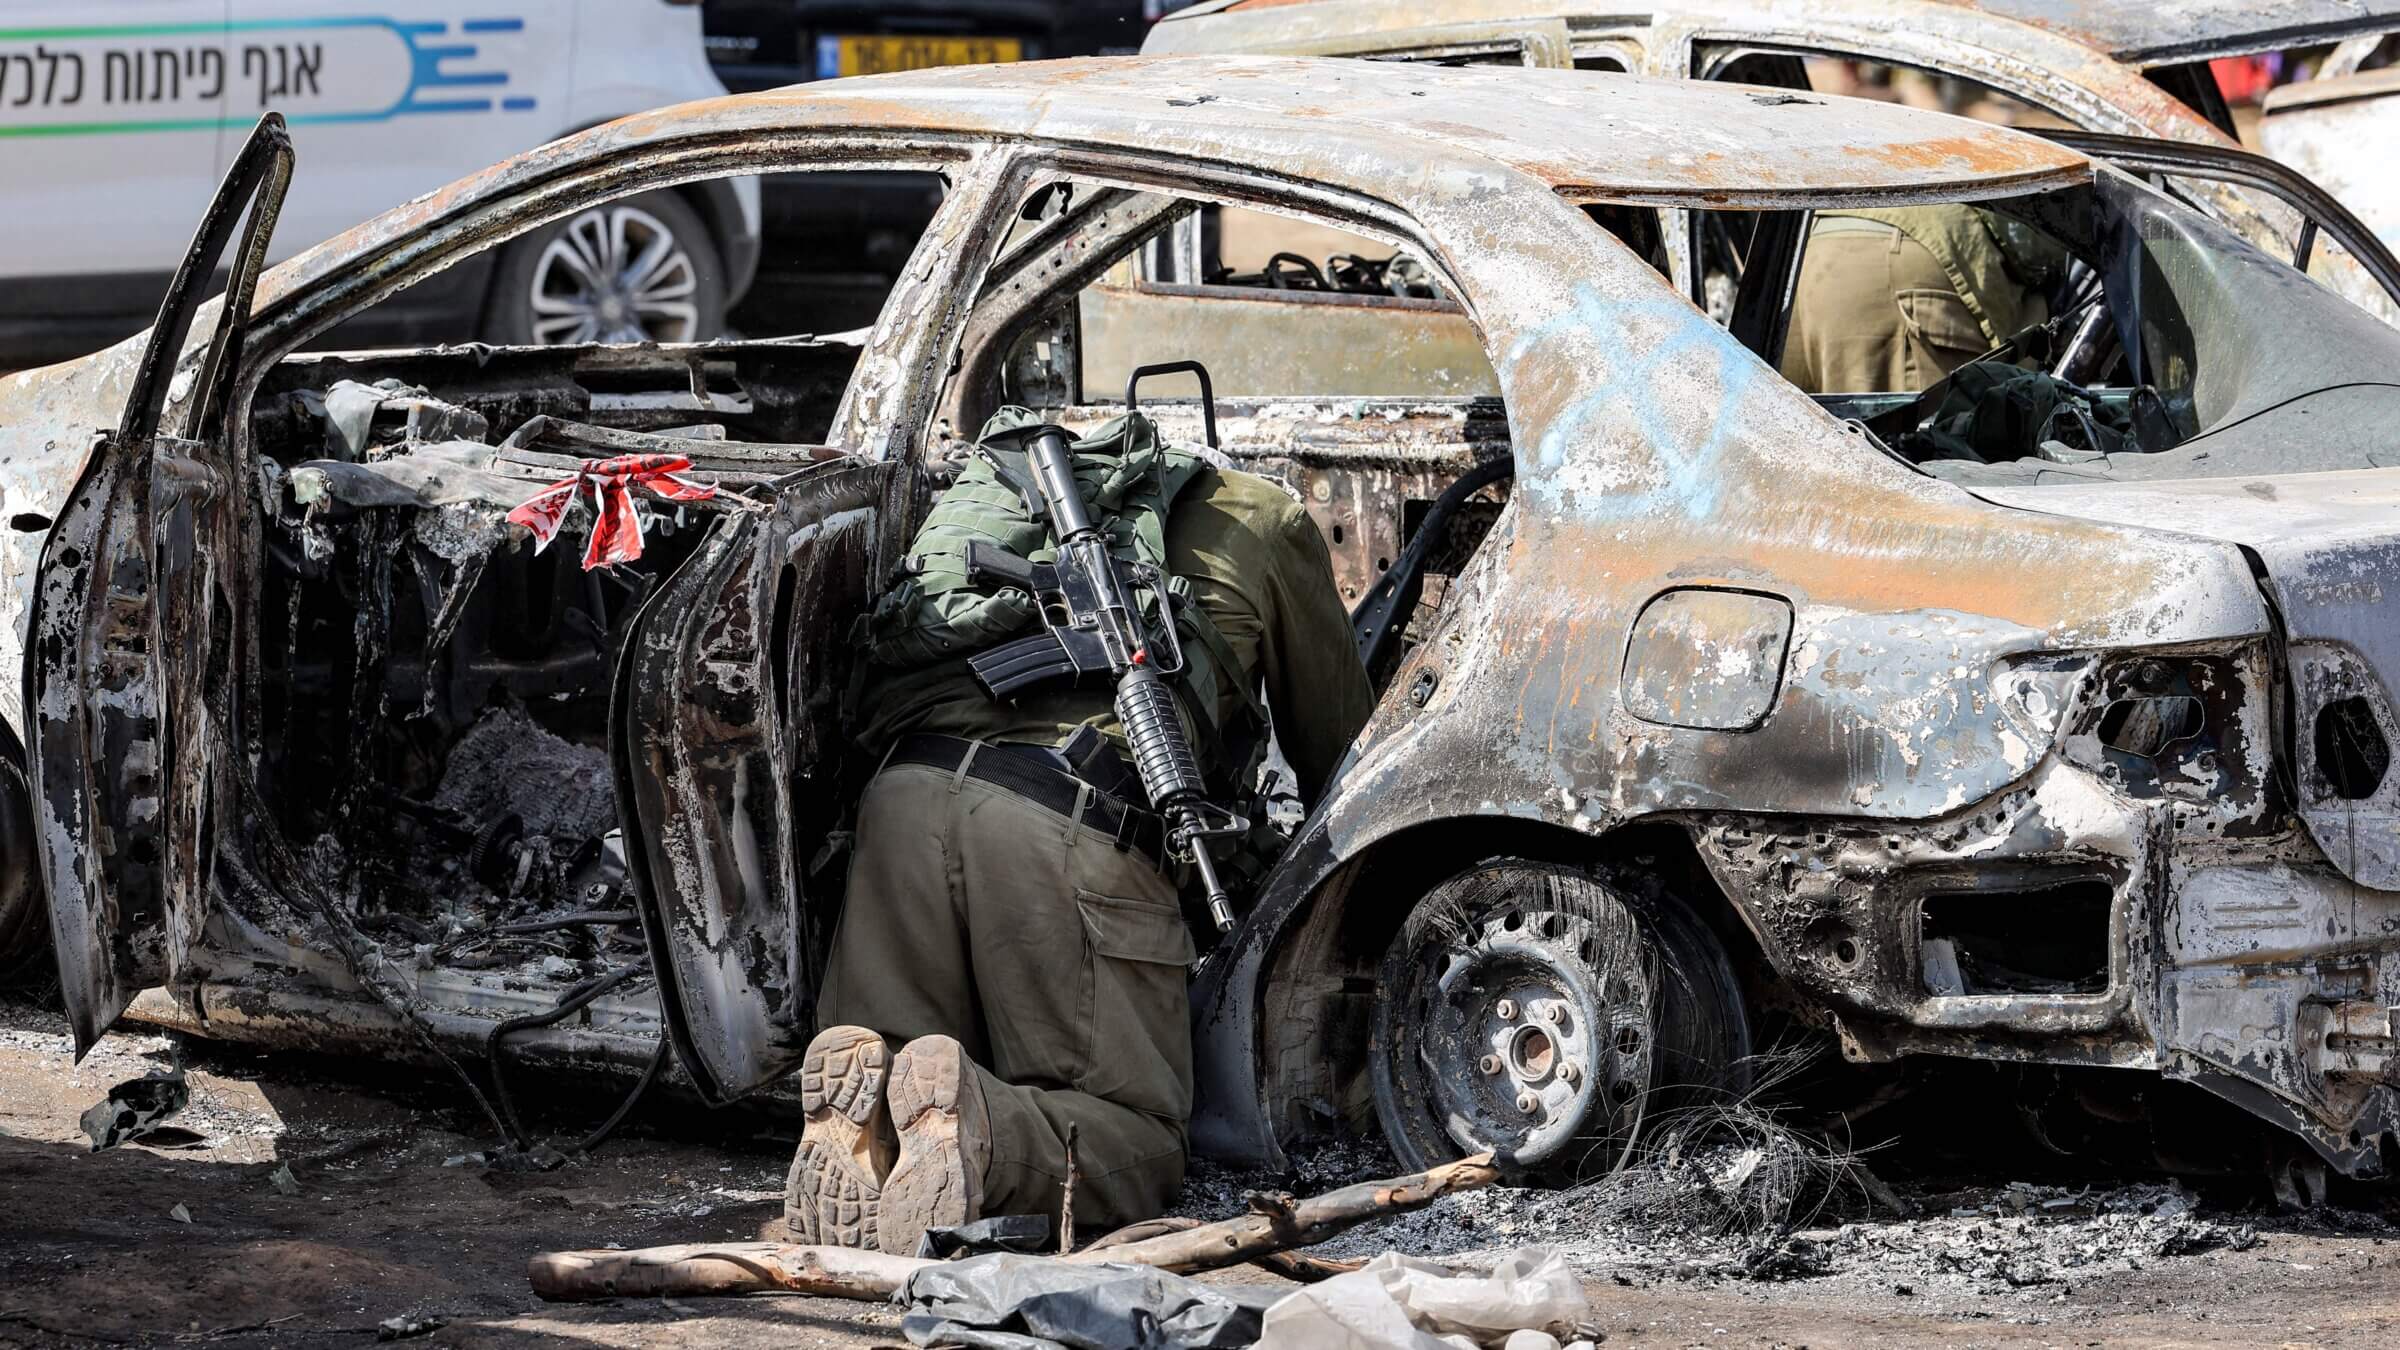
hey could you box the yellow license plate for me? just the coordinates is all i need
[820,35,1023,79]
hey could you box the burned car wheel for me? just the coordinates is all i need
[1370,860,1749,1182]
[488,191,726,347]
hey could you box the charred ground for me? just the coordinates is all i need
[5,996,2399,1349]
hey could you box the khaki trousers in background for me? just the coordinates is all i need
[818,758,1196,1233]
[1781,215,1992,395]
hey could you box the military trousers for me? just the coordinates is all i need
[819,754,1196,1233]
[1781,214,1991,395]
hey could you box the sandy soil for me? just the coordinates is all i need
[3,996,2397,1349]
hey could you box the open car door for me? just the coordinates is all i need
[616,455,899,1103]
[29,116,292,1055]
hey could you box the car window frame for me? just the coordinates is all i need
[1212,18,1575,68]
[1108,37,1676,374]
[922,143,1499,438]
[223,136,1015,473]
[1124,17,1579,321]
[2036,127,2400,309]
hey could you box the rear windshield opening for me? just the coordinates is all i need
[1704,172,2400,487]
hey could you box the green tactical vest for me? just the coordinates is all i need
[867,407,1262,767]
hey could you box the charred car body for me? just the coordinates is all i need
[1145,0,2400,164]
[6,58,2400,1184]
[1147,0,2400,320]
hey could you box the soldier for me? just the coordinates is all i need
[786,407,1374,1255]
[1781,203,2063,395]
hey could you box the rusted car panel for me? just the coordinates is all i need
[617,458,900,1102]
[1981,472,2400,890]
[6,58,2399,1188]
[26,116,295,1053]
[1957,0,2400,63]
[1148,0,2268,139]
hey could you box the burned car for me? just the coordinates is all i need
[1145,0,2400,321]
[7,57,2400,1186]
[1144,0,2400,146]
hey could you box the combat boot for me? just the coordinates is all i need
[877,1034,994,1256]
[784,1024,897,1248]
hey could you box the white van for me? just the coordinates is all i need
[0,0,758,364]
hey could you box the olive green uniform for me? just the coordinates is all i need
[1781,205,2054,395]
[822,464,1373,1231]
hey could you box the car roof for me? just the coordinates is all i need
[611,55,2084,204]
[1157,0,2400,67]
[263,56,2086,320]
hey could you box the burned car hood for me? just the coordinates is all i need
[1976,468,2400,889]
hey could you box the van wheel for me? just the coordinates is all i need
[487,191,726,347]
[1369,859,1750,1183]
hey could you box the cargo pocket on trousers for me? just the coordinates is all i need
[1896,287,1990,385]
[1075,889,1197,1121]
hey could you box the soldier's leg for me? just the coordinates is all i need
[818,764,982,1053]
[795,765,979,1245]
[1785,218,1987,395]
[879,773,1194,1249]
[1886,232,1993,390]
[1782,222,1912,394]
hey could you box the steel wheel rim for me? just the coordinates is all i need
[527,204,700,345]
[1390,901,1658,1172]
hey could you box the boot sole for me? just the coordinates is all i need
[784,1026,889,1248]
[878,1038,984,1256]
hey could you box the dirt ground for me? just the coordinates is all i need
[4,995,2398,1349]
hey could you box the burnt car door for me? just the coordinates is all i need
[614,453,901,1103]
[30,115,293,1054]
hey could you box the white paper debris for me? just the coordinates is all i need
[1256,1246,1594,1350]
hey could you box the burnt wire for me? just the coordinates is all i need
[231,772,524,1150]
[2166,381,2400,452]
[485,957,655,1154]
[492,910,638,935]
[578,1035,672,1156]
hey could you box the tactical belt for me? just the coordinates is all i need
[885,733,1168,868]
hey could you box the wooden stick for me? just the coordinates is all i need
[1059,1122,1080,1256]
[1083,1217,1368,1283]
[527,1152,1498,1303]
[1058,1153,1498,1275]
[528,1243,927,1303]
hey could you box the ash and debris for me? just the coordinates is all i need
[431,702,615,842]
[1177,1123,2373,1311]
[319,702,638,980]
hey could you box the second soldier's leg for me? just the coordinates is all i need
[818,764,983,1055]
[794,763,980,1246]
[879,773,1194,1247]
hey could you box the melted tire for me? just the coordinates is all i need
[1369,858,1750,1184]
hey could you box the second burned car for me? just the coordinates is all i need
[5,58,2400,1187]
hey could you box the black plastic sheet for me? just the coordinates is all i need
[899,1253,1280,1350]
[917,1215,1057,1261]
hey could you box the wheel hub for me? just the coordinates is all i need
[1406,907,1658,1169]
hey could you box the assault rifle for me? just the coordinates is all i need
[960,363,1247,931]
